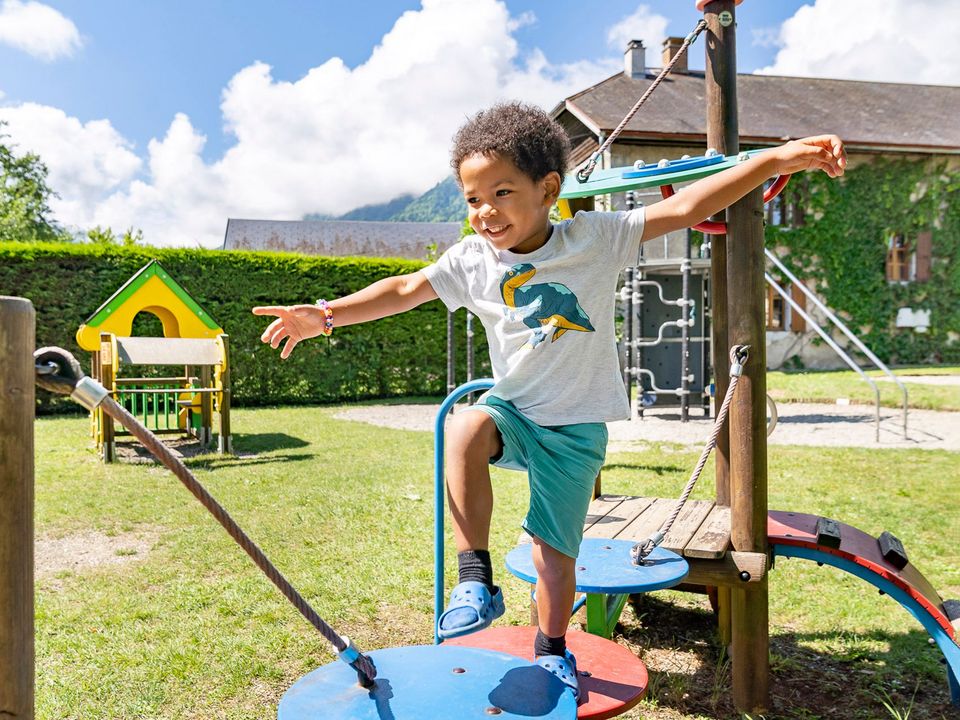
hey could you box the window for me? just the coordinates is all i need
[766,285,785,330]
[886,234,911,282]
[764,178,805,228]
[885,231,932,283]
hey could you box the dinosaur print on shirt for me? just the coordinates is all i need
[499,263,595,349]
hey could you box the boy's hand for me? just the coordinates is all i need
[773,135,847,178]
[252,304,326,359]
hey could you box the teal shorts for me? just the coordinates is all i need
[465,395,608,559]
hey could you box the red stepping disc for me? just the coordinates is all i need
[446,627,647,720]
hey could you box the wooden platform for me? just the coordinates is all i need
[584,495,751,587]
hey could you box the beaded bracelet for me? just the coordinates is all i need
[316,299,334,336]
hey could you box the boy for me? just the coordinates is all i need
[254,102,845,699]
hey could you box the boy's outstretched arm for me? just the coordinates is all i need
[641,135,846,242]
[252,270,438,359]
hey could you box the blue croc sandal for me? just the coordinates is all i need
[437,581,505,639]
[536,649,580,701]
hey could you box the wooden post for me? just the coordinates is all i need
[199,365,213,447]
[726,185,770,714]
[702,1,770,713]
[704,0,736,520]
[0,296,35,720]
[703,0,738,648]
[218,335,232,455]
[99,333,115,462]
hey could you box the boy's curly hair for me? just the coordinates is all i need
[450,102,571,185]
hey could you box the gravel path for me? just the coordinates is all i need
[334,400,960,452]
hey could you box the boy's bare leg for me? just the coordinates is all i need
[445,410,502,552]
[531,538,576,638]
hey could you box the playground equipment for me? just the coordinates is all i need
[75,260,232,460]
[551,2,956,712]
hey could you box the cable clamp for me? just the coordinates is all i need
[338,635,361,665]
[729,344,750,377]
[631,531,664,564]
[71,377,110,411]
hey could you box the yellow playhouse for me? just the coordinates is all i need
[76,260,232,461]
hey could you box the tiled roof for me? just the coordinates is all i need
[557,71,960,153]
[222,219,461,261]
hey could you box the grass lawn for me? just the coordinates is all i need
[32,405,959,719]
[767,366,960,411]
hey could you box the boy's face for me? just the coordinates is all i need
[459,152,561,255]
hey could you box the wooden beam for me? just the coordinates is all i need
[703,1,770,712]
[704,0,738,652]
[685,551,769,587]
[0,297,35,720]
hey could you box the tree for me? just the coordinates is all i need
[0,123,71,243]
[87,225,143,246]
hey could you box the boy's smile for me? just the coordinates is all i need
[459,152,561,255]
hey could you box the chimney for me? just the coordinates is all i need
[661,36,688,74]
[624,39,645,79]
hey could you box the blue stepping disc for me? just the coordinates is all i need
[505,538,688,594]
[278,644,578,719]
[621,153,724,179]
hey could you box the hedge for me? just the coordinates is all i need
[0,242,488,414]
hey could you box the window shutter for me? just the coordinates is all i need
[915,231,932,282]
[790,283,807,333]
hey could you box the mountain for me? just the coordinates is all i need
[391,176,466,222]
[302,176,465,224]
[302,193,416,222]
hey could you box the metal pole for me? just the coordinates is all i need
[623,267,634,395]
[446,311,455,398]
[434,378,496,644]
[632,269,643,417]
[623,190,637,407]
[0,296,35,720]
[465,312,475,405]
[681,229,692,422]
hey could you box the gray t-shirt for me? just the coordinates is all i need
[422,208,646,425]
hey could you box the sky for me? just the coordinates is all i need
[0,0,957,248]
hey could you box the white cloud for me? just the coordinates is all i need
[755,0,960,86]
[0,103,141,229]
[605,4,670,65]
[0,0,82,61]
[1,0,620,247]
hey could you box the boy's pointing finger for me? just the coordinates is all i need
[252,305,284,316]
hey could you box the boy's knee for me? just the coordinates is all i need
[532,538,576,580]
[447,410,502,460]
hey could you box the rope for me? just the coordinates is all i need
[631,344,749,564]
[576,19,708,184]
[33,347,377,688]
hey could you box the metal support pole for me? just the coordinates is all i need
[465,311,475,405]
[446,311,455,397]
[622,267,634,396]
[623,190,637,407]
[632,269,643,417]
[681,229,692,422]
[0,296,35,720]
